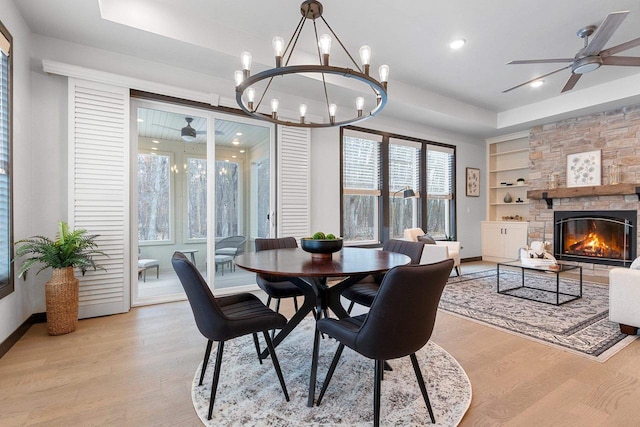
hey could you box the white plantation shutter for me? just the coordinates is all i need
[69,78,130,318]
[277,125,310,238]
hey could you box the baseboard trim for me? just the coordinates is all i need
[462,256,482,263]
[0,312,46,359]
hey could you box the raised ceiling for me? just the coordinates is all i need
[16,0,640,138]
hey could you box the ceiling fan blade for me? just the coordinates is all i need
[602,56,640,66]
[583,11,629,56]
[153,124,180,131]
[561,73,582,93]
[507,59,573,65]
[502,65,572,93]
[600,37,640,57]
[195,130,208,135]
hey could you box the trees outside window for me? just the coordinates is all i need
[215,160,238,237]
[341,128,456,244]
[187,157,207,239]
[138,153,171,241]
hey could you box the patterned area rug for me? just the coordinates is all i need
[191,318,471,426]
[442,269,637,361]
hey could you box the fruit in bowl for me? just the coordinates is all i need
[301,232,343,259]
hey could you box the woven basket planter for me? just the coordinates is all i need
[45,267,79,335]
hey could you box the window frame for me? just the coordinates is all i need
[0,20,13,300]
[137,150,174,245]
[340,126,457,245]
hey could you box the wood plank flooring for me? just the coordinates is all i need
[1,271,639,426]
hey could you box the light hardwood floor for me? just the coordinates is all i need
[1,272,639,426]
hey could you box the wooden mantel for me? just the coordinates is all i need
[528,184,640,209]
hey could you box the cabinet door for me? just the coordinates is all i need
[503,225,528,260]
[481,223,504,258]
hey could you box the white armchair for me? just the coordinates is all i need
[609,267,640,334]
[403,228,462,276]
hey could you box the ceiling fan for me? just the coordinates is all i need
[503,10,640,93]
[154,117,207,142]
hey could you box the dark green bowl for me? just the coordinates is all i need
[301,238,343,255]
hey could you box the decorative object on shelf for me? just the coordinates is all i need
[466,167,480,197]
[301,232,343,259]
[502,215,525,221]
[516,198,524,203]
[548,173,559,189]
[517,178,526,185]
[234,0,388,128]
[14,222,106,335]
[503,192,513,203]
[608,164,622,185]
[567,149,601,187]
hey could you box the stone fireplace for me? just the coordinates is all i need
[527,104,640,277]
[554,210,636,267]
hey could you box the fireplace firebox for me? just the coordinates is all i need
[554,210,636,267]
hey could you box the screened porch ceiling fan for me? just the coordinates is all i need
[153,117,211,142]
[503,10,640,93]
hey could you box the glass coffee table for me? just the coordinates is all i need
[496,260,582,305]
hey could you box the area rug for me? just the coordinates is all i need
[441,269,637,362]
[191,318,472,426]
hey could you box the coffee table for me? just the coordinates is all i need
[496,260,582,306]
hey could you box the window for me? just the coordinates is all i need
[138,152,171,242]
[186,157,207,240]
[215,160,239,237]
[255,158,270,238]
[342,132,381,243]
[341,127,456,244]
[0,21,12,299]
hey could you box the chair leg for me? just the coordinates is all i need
[262,331,290,402]
[271,298,282,339]
[317,343,345,405]
[265,296,272,309]
[347,300,355,314]
[199,339,213,386]
[410,353,436,424]
[455,265,461,276]
[374,359,383,427]
[252,333,263,365]
[293,296,299,312]
[207,340,225,420]
[156,265,159,279]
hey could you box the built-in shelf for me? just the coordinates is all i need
[528,184,640,209]
[489,148,529,157]
[489,166,529,173]
[490,184,530,189]
[490,202,530,206]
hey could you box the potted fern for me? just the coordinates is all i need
[15,222,106,335]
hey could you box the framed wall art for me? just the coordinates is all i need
[466,167,480,197]
[566,150,601,188]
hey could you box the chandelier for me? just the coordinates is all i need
[234,0,388,128]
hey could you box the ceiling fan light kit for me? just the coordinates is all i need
[234,0,388,128]
[504,10,640,93]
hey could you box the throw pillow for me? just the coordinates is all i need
[417,234,436,244]
[630,257,640,270]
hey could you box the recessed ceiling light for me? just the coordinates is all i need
[232,140,240,145]
[137,118,144,122]
[239,150,245,153]
[530,80,544,88]
[225,159,229,162]
[152,140,159,144]
[151,147,158,150]
[232,155,237,158]
[236,132,243,136]
[449,39,466,50]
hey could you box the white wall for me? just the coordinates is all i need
[0,0,36,343]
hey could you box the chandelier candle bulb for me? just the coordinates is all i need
[241,51,252,78]
[379,64,389,90]
[246,87,255,111]
[329,103,337,124]
[359,45,371,74]
[356,96,365,117]
[270,98,279,119]
[299,104,307,123]
[234,70,244,87]
[319,33,332,65]
[272,36,285,67]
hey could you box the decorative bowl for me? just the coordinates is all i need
[301,238,343,259]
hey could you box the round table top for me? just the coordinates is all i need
[234,247,411,278]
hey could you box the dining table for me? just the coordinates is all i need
[234,246,411,406]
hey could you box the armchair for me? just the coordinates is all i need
[403,228,461,276]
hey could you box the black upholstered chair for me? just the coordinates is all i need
[171,252,289,420]
[254,237,304,316]
[342,239,424,313]
[316,259,454,426]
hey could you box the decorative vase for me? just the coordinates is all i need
[45,267,79,335]
[503,192,513,203]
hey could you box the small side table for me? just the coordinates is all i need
[177,249,198,267]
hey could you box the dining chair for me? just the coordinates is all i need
[254,237,304,317]
[342,239,424,313]
[316,259,454,426]
[171,252,289,420]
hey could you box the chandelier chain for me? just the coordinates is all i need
[312,19,332,118]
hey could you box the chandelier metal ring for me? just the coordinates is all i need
[235,65,387,128]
